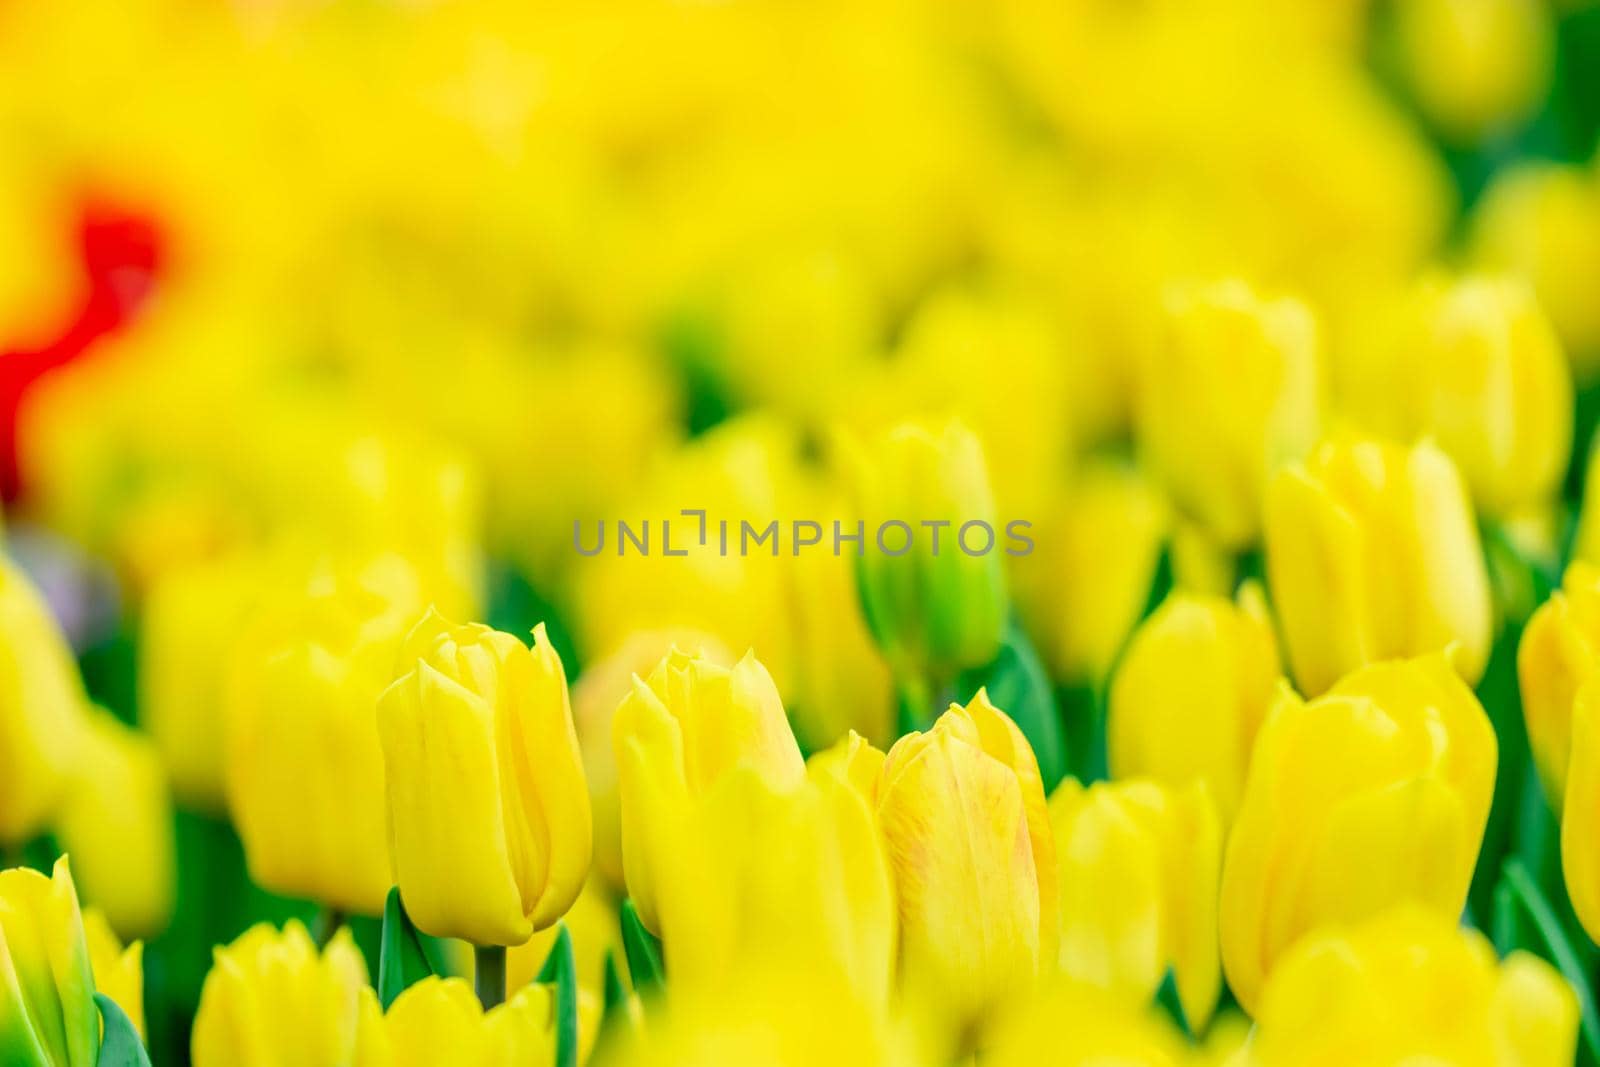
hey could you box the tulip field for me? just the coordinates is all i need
[5,1,1600,1064]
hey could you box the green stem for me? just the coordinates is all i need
[475,945,507,1011]
[1504,861,1600,1065]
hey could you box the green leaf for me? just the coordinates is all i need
[1500,860,1600,1066]
[1153,968,1192,1041]
[378,887,434,1009]
[602,950,628,1016]
[535,926,579,1067]
[956,621,1068,791]
[95,992,151,1067]
[620,899,665,996]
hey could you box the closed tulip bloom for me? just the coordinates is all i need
[1395,0,1552,144]
[1250,907,1576,1067]
[361,977,557,1067]
[1049,779,1222,1031]
[191,921,376,1067]
[1518,562,1600,812]
[0,858,98,1067]
[82,909,144,1042]
[1561,680,1600,945]
[1219,654,1496,1012]
[1137,280,1320,550]
[650,767,895,1008]
[1108,586,1280,819]
[0,555,87,844]
[612,647,804,933]
[378,612,591,945]
[54,709,175,938]
[226,554,425,916]
[1565,451,1600,572]
[846,419,1007,683]
[876,690,1058,1030]
[1265,435,1492,695]
[985,982,1195,1067]
[1407,278,1572,517]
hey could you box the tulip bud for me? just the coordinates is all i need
[876,690,1057,1031]
[363,976,559,1067]
[1108,586,1280,819]
[191,921,377,1067]
[1265,435,1492,695]
[1049,778,1222,1031]
[1220,654,1496,1012]
[0,555,87,843]
[1015,460,1169,685]
[1518,562,1600,812]
[55,709,175,938]
[1565,452,1600,573]
[984,982,1195,1067]
[0,857,98,1067]
[225,553,428,916]
[140,552,270,809]
[1395,0,1552,144]
[846,419,1007,684]
[1561,678,1600,947]
[83,908,144,1042]
[1136,280,1320,550]
[1408,278,1572,517]
[612,647,804,932]
[1251,906,1576,1067]
[378,612,591,945]
[1473,162,1600,375]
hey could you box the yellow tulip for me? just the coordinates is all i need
[1136,280,1320,550]
[1108,586,1280,819]
[985,981,1195,1067]
[139,551,270,810]
[1395,0,1552,144]
[1565,450,1600,572]
[0,555,87,844]
[225,553,426,915]
[611,646,804,933]
[191,921,376,1067]
[875,690,1057,1032]
[0,857,99,1067]
[1219,654,1496,1012]
[649,766,895,1008]
[1410,277,1572,517]
[1249,906,1576,1066]
[361,977,557,1067]
[54,710,175,939]
[1048,779,1221,1032]
[82,908,144,1042]
[1561,679,1600,945]
[1265,434,1492,695]
[506,877,624,1004]
[1473,162,1600,376]
[1518,561,1600,812]
[378,611,591,945]
[845,419,1007,684]
[1016,460,1170,685]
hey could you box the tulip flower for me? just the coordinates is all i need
[1565,452,1600,573]
[1473,162,1600,374]
[1265,434,1492,695]
[1136,279,1320,550]
[0,555,87,844]
[1403,277,1571,517]
[1395,0,1552,145]
[845,419,1007,687]
[1219,654,1496,1012]
[1250,906,1576,1066]
[0,857,98,1067]
[984,981,1195,1067]
[875,689,1057,1031]
[191,921,376,1067]
[378,611,591,946]
[612,646,805,933]
[362,977,559,1067]
[1108,586,1280,818]
[226,553,426,916]
[1561,679,1600,945]
[82,908,144,1041]
[1518,561,1600,811]
[1049,778,1222,1031]
[54,709,175,938]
